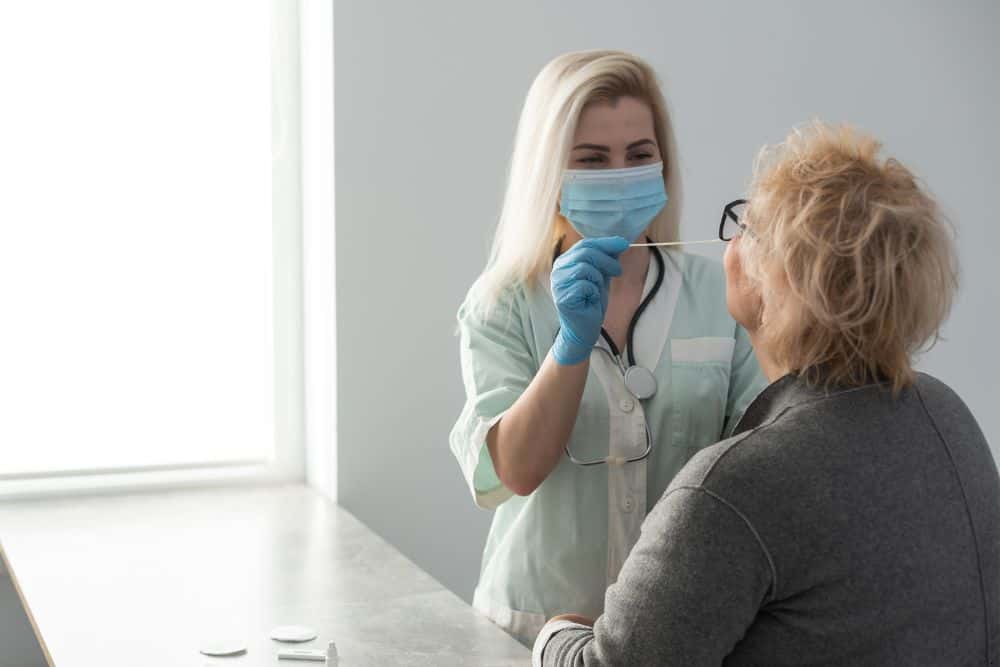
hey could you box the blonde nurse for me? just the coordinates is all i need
[450,50,767,645]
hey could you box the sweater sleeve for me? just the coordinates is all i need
[536,485,774,666]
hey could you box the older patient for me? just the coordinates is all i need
[533,123,1000,666]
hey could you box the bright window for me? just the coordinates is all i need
[0,1,276,477]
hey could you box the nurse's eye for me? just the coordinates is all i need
[628,152,654,162]
[576,154,607,166]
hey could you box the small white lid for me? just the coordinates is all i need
[270,625,318,643]
[199,641,247,657]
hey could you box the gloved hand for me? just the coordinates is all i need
[550,236,629,365]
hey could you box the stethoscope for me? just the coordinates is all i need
[554,239,665,467]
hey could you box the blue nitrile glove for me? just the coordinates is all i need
[550,236,629,365]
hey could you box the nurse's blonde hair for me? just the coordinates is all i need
[471,50,683,315]
[741,122,959,394]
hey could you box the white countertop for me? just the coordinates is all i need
[0,484,529,666]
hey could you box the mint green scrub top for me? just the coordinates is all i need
[450,248,767,645]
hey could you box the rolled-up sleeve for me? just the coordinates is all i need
[449,291,538,510]
[534,485,774,665]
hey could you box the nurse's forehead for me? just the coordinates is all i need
[573,97,656,144]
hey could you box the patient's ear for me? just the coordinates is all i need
[760,263,790,324]
[724,238,764,333]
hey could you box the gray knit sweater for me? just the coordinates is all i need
[535,373,1000,666]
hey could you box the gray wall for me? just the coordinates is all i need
[335,0,1000,602]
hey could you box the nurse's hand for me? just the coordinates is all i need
[550,236,629,365]
[548,613,595,627]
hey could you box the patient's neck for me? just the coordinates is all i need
[747,333,790,383]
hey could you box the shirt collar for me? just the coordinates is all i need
[732,373,900,436]
[730,373,868,436]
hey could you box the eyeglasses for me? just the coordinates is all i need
[628,198,754,250]
[719,199,751,241]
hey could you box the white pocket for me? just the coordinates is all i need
[668,337,735,449]
[670,337,735,364]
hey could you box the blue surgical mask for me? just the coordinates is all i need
[559,161,668,242]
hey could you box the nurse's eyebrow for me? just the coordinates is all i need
[627,138,656,150]
[571,138,657,151]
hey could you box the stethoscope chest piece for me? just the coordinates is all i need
[624,365,657,400]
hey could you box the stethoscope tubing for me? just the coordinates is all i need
[562,242,665,467]
[563,344,654,466]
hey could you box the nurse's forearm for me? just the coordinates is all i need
[487,351,588,496]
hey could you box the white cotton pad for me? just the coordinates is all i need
[270,625,319,643]
[199,641,247,657]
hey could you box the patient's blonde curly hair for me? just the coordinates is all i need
[741,122,959,394]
